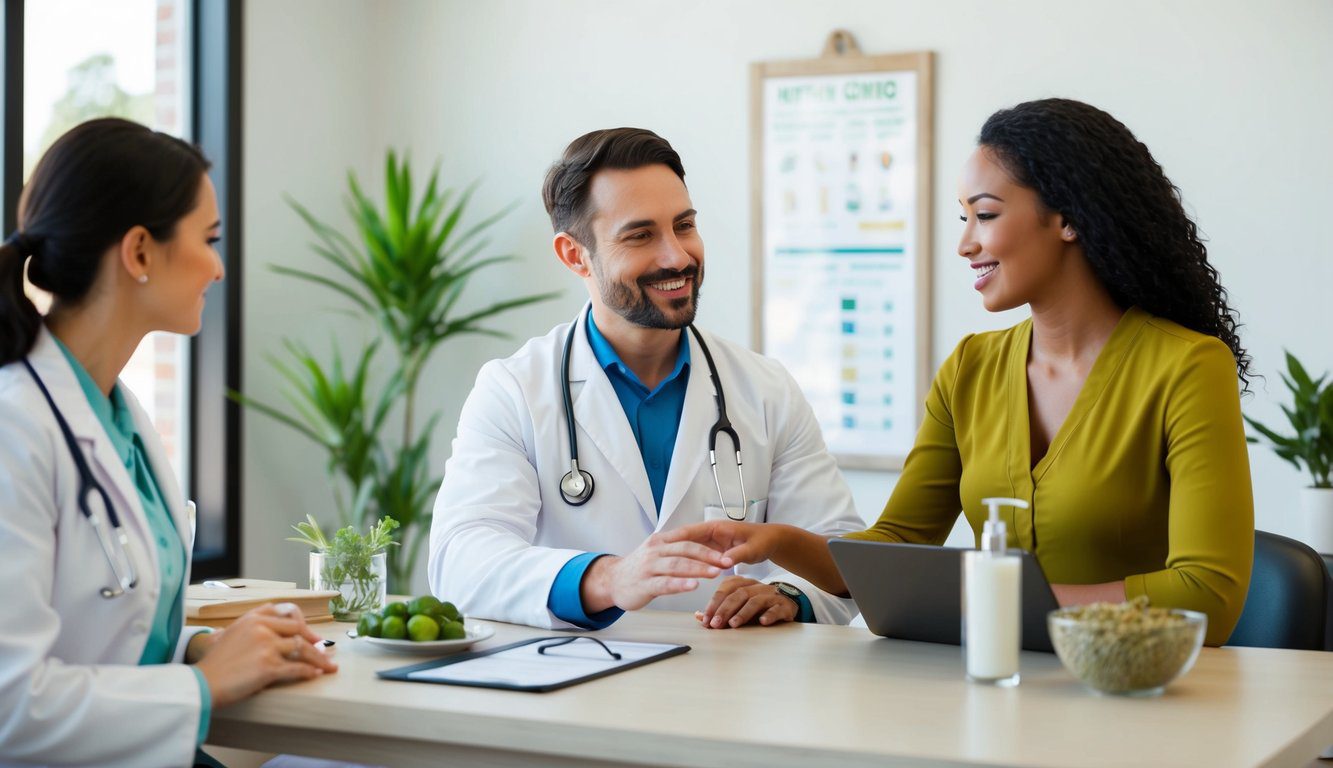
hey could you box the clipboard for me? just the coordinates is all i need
[376,636,690,692]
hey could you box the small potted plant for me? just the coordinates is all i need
[290,515,399,621]
[1244,352,1333,553]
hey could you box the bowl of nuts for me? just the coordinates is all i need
[1048,597,1206,696]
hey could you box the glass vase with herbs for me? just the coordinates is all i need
[290,515,398,621]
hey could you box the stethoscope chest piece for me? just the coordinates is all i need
[557,315,746,514]
[560,463,594,506]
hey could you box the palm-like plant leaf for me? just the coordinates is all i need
[1245,350,1333,488]
[234,150,560,589]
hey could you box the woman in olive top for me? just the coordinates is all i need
[676,99,1254,646]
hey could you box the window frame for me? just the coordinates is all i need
[1,0,243,579]
[188,0,241,579]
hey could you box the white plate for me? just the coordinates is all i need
[347,622,495,655]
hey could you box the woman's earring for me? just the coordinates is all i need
[137,274,149,284]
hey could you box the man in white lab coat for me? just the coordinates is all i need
[428,128,862,631]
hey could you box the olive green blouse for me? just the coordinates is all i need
[846,307,1254,645]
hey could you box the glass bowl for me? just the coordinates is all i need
[1048,604,1206,696]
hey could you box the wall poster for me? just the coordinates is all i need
[751,33,933,470]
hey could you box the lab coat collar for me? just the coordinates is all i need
[655,326,712,529]
[26,326,187,552]
[566,305,659,526]
[566,305,715,530]
[123,371,189,542]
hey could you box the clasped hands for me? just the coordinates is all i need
[582,520,792,629]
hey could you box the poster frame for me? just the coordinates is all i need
[749,39,934,471]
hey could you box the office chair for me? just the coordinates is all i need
[1226,531,1329,650]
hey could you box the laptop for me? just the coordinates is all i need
[828,538,1060,652]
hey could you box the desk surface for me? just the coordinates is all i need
[207,611,1333,768]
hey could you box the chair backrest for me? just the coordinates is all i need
[1226,531,1329,650]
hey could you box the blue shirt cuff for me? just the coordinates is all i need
[794,592,815,624]
[548,553,625,630]
[189,665,212,745]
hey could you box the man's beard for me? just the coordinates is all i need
[595,262,703,330]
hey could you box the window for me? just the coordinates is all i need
[3,0,241,577]
[22,0,193,487]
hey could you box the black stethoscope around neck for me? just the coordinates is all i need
[23,359,139,598]
[558,315,748,519]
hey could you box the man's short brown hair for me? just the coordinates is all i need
[541,128,686,250]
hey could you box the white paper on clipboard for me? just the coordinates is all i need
[407,639,683,689]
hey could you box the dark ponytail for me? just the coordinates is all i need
[0,233,41,363]
[0,117,210,367]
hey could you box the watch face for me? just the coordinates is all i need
[774,582,800,598]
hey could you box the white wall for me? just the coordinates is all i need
[242,0,1333,587]
[240,0,396,581]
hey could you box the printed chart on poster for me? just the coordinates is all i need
[752,42,933,470]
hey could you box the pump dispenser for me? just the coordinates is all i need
[963,497,1027,686]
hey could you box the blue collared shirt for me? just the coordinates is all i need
[585,312,691,510]
[53,337,211,745]
[544,315,813,627]
[546,313,690,629]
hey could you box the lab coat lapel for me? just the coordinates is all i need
[126,393,189,546]
[25,329,147,546]
[566,310,658,525]
[656,329,712,530]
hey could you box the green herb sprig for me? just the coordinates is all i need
[289,515,399,619]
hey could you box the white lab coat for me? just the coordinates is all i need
[429,308,863,629]
[0,327,207,768]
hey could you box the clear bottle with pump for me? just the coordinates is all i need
[963,497,1027,687]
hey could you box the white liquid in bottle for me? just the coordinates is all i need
[963,497,1026,687]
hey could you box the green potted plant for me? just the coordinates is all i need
[1244,351,1333,552]
[233,151,558,590]
[289,515,398,621]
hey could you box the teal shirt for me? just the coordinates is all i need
[54,338,211,745]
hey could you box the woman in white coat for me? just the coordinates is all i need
[0,119,337,768]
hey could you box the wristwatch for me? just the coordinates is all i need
[770,581,803,610]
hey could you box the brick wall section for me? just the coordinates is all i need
[151,0,185,473]
[155,0,181,131]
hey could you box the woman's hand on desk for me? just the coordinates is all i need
[1051,581,1127,607]
[192,603,339,708]
[696,576,797,629]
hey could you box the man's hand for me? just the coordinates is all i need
[696,576,798,629]
[581,532,734,613]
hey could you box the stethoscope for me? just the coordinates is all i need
[558,316,749,520]
[23,360,139,599]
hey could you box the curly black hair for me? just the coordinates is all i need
[978,98,1251,390]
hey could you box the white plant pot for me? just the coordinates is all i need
[1301,487,1333,555]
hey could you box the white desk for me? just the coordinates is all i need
[206,611,1333,768]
